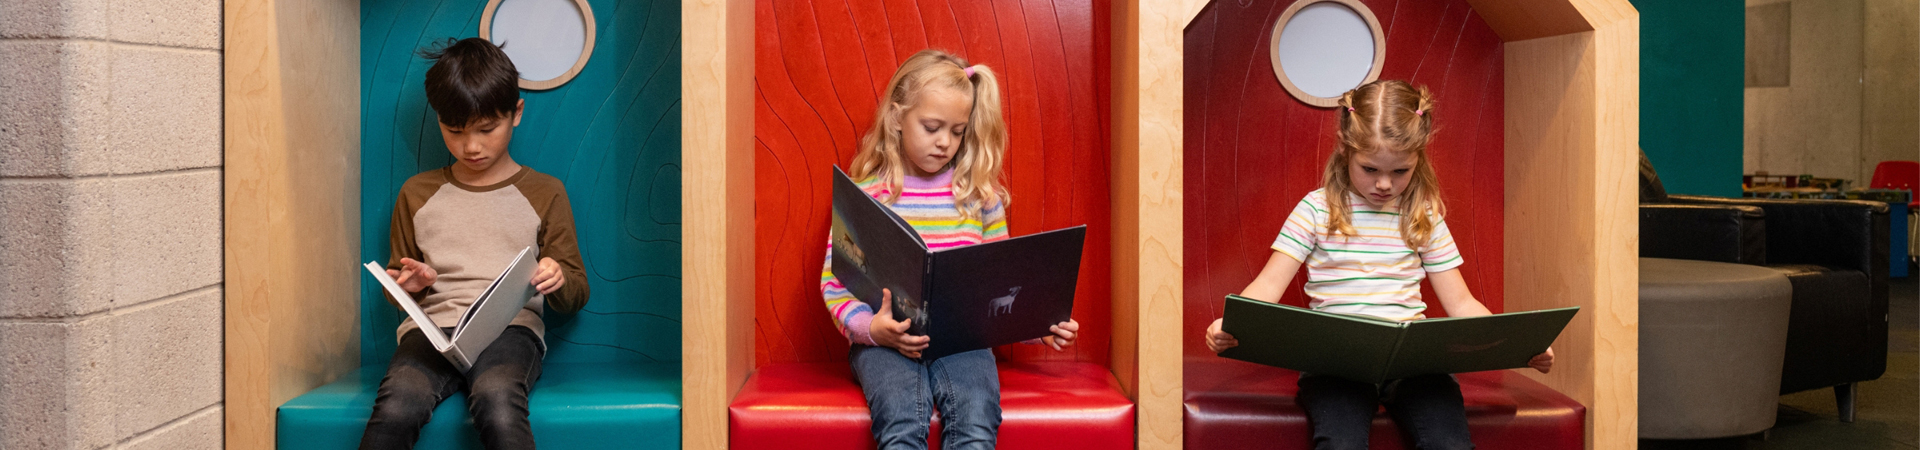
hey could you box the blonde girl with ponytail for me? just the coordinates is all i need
[1201,80,1551,449]
[820,49,1079,450]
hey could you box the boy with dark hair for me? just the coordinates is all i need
[359,37,589,450]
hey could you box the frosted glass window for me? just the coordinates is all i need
[1270,0,1385,108]
[482,0,597,90]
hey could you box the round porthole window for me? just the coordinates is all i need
[480,0,597,90]
[1269,0,1385,108]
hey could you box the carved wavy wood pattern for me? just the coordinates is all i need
[360,0,682,364]
[1182,0,1507,357]
[755,0,1112,365]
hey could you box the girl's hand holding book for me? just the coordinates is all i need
[1529,347,1555,374]
[387,258,438,293]
[1041,319,1080,352]
[1205,318,1238,353]
[870,289,931,358]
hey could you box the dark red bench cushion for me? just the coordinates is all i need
[731,361,1135,450]
[1184,359,1584,450]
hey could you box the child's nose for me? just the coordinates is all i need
[1375,176,1392,191]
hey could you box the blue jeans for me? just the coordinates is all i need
[1295,373,1474,450]
[849,345,1001,450]
[359,326,544,450]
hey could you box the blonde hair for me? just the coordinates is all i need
[849,49,1008,220]
[1325,80,1444,249]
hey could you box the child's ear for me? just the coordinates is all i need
[511,99,526,127]
[887,102,906,133]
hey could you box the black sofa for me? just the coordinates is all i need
[1638,154,1891,422]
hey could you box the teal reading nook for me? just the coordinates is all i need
[276,0,682,447]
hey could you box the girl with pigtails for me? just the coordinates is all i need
[1202,80,1554,450]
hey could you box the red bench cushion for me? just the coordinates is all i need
[731,361,1135,450]
[1184,359,1584,450]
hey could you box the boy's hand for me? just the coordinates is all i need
[869,289,930,358]
[386,258,438,293]
[1042,319,1080,352]
[531,257,565,295]
[1205,318,1239,353]
[1528,347,1555,374]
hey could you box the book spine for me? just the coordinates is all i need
[1380,322,1410,382]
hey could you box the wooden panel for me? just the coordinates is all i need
[751,0,1114,366]
[1504,20,1639,449]
[1181,0,1508,360]
[1118,1,1185,448]
[1464,0,1594,42]
[224,0,362,448]
[682,0,756,448]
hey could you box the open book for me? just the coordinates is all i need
[364,246,539,372]
[829,165,1085,360]
[1218,294,1578,383]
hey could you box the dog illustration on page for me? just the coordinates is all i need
[988,287,1021,317]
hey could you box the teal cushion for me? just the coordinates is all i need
[277,362,680,449]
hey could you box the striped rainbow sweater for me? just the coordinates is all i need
[821,168,1009,345]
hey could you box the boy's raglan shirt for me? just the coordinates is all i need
[387,165,589,347]
[1270,188,1463,321]
[819,169,1009,345]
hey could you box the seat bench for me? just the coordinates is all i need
[1184,359,1584,450]
[277,362,681,449]
[729,361,1134,450]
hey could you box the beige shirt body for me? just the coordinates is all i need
[387,166,589,347]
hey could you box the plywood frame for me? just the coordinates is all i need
[681,0,755,448]
[224,0,363,448]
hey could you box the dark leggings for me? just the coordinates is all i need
[359,326,544,450]
[1296,373,1474,450]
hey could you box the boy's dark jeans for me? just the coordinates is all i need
[359,326,544,450]
[849,345,1001,450]
[1296,372,1474,450]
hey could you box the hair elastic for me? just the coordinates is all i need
[1347,107,1355,112]
[964,66,975,77]
[1415,109,1424,116]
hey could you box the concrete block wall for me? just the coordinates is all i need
[0,0,224,448]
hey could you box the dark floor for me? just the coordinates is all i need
[1641,266,1919,450]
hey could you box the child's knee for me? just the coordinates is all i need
[367,390,439,427]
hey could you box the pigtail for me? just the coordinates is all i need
[1324,90,1362,240]
[952,64,1009,220]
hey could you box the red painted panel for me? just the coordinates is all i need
[1182,0,1507,358]
[755,0,1111,366]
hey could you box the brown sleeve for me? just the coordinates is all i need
[383,171,446,307]
[519,174,590,313]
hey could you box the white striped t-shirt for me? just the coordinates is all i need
[1270,188,1464,321]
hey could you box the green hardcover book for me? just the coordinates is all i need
[1217,294,1578,383]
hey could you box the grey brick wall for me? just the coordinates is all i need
[0,0,224,448]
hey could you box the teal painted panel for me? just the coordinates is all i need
[359,0,682,365]
[1634,0,1744,197]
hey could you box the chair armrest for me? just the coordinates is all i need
[1640,203,1767,264]
[1667,195,1890,278]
